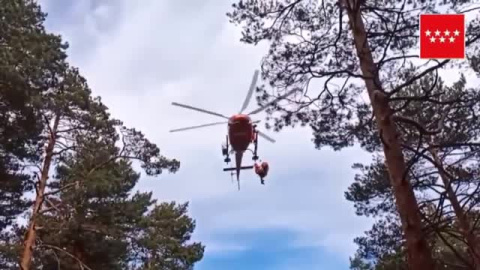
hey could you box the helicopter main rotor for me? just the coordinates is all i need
[170,69,299,143]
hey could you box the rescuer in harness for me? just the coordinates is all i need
[254,161,269,184]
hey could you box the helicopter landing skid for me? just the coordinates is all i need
[223,166,254,171]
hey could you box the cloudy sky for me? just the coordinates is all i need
[36,0,395,269]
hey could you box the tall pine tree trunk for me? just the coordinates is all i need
[343,2,435,268]
[430,147,480,269]
[20,114,60,270]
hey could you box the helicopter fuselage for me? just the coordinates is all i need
[225,114,258,185]
[228,114,255,152]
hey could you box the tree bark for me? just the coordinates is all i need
[343,2,436,269]
[19,114,60,270]
[430,147,480,269]
[73,239,87,269]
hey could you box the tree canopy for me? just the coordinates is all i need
[0,0,68,230]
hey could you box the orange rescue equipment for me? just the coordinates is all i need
[254,161,269,184]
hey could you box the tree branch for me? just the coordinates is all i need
[38,244,93,270]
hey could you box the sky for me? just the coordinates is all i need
[32,0,480,269]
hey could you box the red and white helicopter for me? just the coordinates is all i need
[170,70,297,190]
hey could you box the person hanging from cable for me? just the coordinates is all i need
[254,160,269,184]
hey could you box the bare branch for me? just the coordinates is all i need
[38,244,93,270]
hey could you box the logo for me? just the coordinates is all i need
[419,14,465,59]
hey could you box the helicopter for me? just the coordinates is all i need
[170,70,297,190]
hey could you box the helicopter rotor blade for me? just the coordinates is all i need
[257,130,276,143]
[172,102,230,119]
[239,69,259,114]
[247,88,300,116]
[169,121,228,133]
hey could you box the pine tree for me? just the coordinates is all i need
[346,73,480,268]
[32,138,201,270]
[17,64,180,269]
[33,137,150,270]
[0,0,68,230]
[18,66,116,269]
[227,1,480,268]
[347,157,476,269]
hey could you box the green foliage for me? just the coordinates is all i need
[345,157,395,217]
[350,209,476,269]
[129,202,205,270]
[0,0,67,160]
[0,160,30,229]
[351,218,407,270]
[0,225,23,268]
